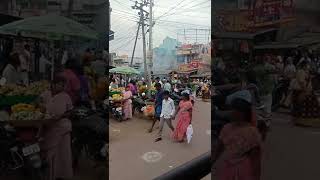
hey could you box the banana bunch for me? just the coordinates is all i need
[10,111,44,121]
[0,85,26,96]
[0,81,49,96]
[112,94,123,101]
[111,87,125,92]
[11,103,37,113]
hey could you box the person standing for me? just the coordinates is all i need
[172,93,193,142]
[2,52,21,84]
[122,85,133,120]
[39,76,73,180]
[155,91,175,142]
[149,83,163,133]
[213,98,262,180]
[19,44,31,85]
[91,51,107,77]
[163,79,172,92]
[60,59,81,105]
[253,55,276,119]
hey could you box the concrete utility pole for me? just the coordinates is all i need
[130,23,140,66]
[148,0,153,73]
[132,0,151,90]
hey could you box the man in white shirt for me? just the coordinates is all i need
[155,90,175,142]
[163,79,172,92]
[19,44,31,85]
[2,52,21,84]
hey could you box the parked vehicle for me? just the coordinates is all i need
[0,122,44,180]
[69,106,107,170]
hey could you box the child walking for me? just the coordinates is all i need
[155,91,175,142]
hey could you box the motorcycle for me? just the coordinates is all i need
[0,122,44,179]
[69,106,107,171]
[132,95,147,114]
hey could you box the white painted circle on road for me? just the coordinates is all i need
[142,151,163,163]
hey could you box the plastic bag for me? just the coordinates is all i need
[186,124,193,144]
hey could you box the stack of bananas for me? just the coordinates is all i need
[112,94,123,101]
[0,81,49,96]
[10,103,43,121]
[11,103,37,113]
[111,87,125,92]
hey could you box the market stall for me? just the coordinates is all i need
[0,81,51,127]
[109,66,156,121]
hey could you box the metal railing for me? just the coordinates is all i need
[154,151,211,180]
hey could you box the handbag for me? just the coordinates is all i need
[186,124,193,144]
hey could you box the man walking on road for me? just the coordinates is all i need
[155,91,175,142]
[253,55,276,119]
[149,83,164,133]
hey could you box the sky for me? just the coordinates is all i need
[109,0,211,60]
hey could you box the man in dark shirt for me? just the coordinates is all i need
[148,83,163,133]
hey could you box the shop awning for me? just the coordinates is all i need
[177,69,198,74]
[254,43,301,49]
[190,72,211,78]
[255,32,320,50]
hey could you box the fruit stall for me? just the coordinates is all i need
[0,81,52,127]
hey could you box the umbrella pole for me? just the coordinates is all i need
[50,41,54,80]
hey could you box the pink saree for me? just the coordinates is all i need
[215,123,262,180]
[172,100,193,141]
[123,90,132,119]
[40,91,73,180]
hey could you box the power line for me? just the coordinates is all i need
[111,0,133,10]
[155,0,191,20]
[158,1,210,19]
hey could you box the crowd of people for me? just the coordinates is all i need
[1,45,108,180]
[213,49,320,180]
[109,74,211,143]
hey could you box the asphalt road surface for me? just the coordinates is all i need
[109,99,211,180]
[262,112,320,180]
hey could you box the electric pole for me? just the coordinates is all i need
[148,0,153,74]
[132,0,152,91]
[130,23,140,66]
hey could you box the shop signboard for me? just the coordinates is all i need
[216,0,294,32]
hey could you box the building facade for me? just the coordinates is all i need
[0,0,108,49]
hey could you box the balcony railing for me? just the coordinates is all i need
[154,151,211,180]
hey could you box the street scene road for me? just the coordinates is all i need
[109,99,211,180]
[262,112,320,180]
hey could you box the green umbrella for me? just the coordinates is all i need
[0,15,98,40]
[109,66,140,75]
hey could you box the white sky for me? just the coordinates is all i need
[109,0,211,59]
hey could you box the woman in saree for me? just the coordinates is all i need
[122,85,133,120]
[40,76,73,180]
[172,93,193,142]
[291,61,320,123]
[213,98,262,180]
